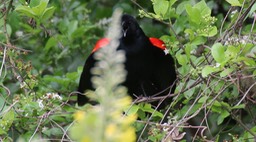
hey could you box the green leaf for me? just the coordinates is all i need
[225,0,242,6]
[220,101,231,110]
[253,70,256,76]
[176,1,190,15]
[184,28,195,40]
[124,105,139,115]
[220,68,234,77]
[68,20,78,37]
[212,100,221,107]
[211,43,225,63]
[194,0,211,16]
[66,71,79,80]
[71,27,88,39]
[0,127,6,135]
[173,16,187,34]
[184,44,191,58]
[45,37,58,52]
[3,109,15,122]
[217,110,230,125]
[202,65,215,77]
[185,4,201,24]
[176,53,188,66]
[200,26,217,37]
[164,0,177,19]
[18,0,26,5]
[191,36,206,46]
[237,57,256,66]
[186,0,212,25]
[248,3,256,17]
[0,109,15,134]
[43,127,62,137]
[169,0,177,7]
[139,103,163,118]
[6,24,12,36]
[15,5,36,18]
[207,26,218,37]
[32,0,49,16]
[198,96,208,103]
[225,45,240,58]
[153,0,169,17]
[232,104,245,109]
[30,0,41,7]
[41,6,55,21]
[245,45,256,58]
[184,80,196,99]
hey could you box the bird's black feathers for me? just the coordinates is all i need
[78,14,176,109]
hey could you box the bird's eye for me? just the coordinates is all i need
[122,21,130,30]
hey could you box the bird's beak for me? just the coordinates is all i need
[123,29,128,37]
[122,21,129,37]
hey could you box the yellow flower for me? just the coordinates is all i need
[115,96,132,108]
[105,124,117,137]
[81,136,92,142]
[119,127,136,142]
[123,114,137,125]
[73,110,85,122]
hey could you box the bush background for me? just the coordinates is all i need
[0,0,256,141]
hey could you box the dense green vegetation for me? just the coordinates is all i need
[0,0,255,141]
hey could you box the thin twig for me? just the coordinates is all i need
[29,113,45,142]
[0,46,7,77]
[0,42,32,53]
[236,81,256,106]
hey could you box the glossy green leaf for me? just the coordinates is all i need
[237,57,256,66]
[68,20,78,36]
[198,96,208,103]
[225,0,242,6]
[18,0,26,5]
[200,26,217,37]
[184,44,191,58]
[41,6,56,21]
[220,68,234,77]
[191,36,206,46]
[193,0,211,16]
[15,5,36,18]
[185,4,201,24]
[0,109,15,134]
[153,0,169,17]
[124,105,139,116]
[184,28,195,40]
[176,1,190,14]
[45,37,58,52]
[30,0,41,7]
[32,0,48,16]
[217,110,230,125]
[232,104,245,109]
[164,0,177,19]
[176,53,188,66]
[202,65,215,77]
[225,45,240,59]
[211,43,225,63]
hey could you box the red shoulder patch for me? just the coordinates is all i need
[92,38,110,53]
[149,37,166,50]
[92,37,166,53]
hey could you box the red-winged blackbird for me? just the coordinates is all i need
[78,14,176,109]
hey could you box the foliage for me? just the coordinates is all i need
[0,0,255,141]
[70,10,136,142]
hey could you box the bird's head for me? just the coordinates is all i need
[121,14,143,40]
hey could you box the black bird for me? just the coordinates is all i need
[78,14,176,109]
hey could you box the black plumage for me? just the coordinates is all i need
[78,14,176,109]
